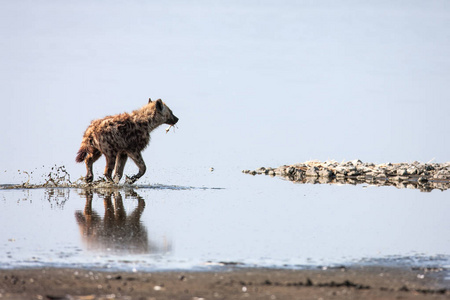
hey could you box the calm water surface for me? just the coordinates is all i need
[1,167,449,272]
[1,0,449,275]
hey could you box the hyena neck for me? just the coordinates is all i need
[132,105,165,133]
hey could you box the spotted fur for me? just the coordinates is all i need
[76,99,178,183]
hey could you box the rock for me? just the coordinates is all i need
[323,160,338,168]
[243,160,450,192]
[256,167,266,174]
[347,170,360,177]
[287,167,295,175]
[335,167,347,175]
[356,166,370,173]
[418,177,428,183]
[407,168,417,175]
[425,164,435,171]
[397,169,408,176]
[319,169,333,178]
[294,169,304,180]
[434,170,450,179]
[305,167,319,177]
[274,167,286,176]
[351,159,363,166]
[372,171,386,178]
[264,168,274,175]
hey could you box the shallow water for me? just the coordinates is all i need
[1,167,449,272]
[1,0,450,276]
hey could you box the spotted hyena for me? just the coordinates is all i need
[75,98,178,184]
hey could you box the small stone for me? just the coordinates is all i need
[347,170,360,177]
[319,169,333,178]
[418,177,428,183]
[407,168,417,175]
[264,168,274,175]
[256,167,266,174]
[293,169,304,180]
[351,159,363,166]
[335,167,347,175]
[397,169,408,176]
[287,167,295,175]
[305,167,319,177]
[274,167,285,176]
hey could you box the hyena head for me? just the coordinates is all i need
[148,98,179,125]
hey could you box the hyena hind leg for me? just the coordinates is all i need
[104,153,117,183]
[125,152,146,184]
[113,153,128,183]
[85,150,101,183]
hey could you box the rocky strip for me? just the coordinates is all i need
[243,160,450,192]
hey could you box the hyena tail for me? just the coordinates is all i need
[75,146,89,163]
[76,128,95,163]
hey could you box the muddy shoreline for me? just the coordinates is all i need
[0,266,449,300]
[244,160,450,192]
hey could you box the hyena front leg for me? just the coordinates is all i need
[125,151,146,184]
[85,149,101,182]
[104,153,117,183]
[113,153,128,183]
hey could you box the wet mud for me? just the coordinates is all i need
[0,266,448,300]
[244,160,450,192]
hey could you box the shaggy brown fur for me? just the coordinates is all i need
[76,98,178,183]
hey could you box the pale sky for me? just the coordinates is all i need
[1,0,449,183]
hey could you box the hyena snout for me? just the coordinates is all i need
[166,115,179,125]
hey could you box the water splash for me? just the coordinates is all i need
[1,165,221,191]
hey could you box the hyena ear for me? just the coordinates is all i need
[148,98,152,103]
[156,99,163,112]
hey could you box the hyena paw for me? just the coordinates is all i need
[125,175,137,184]
[113,175,121,184]
[85,175,93,183]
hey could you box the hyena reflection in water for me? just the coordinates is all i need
[75,189,171,254]
[76,98,179,184]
